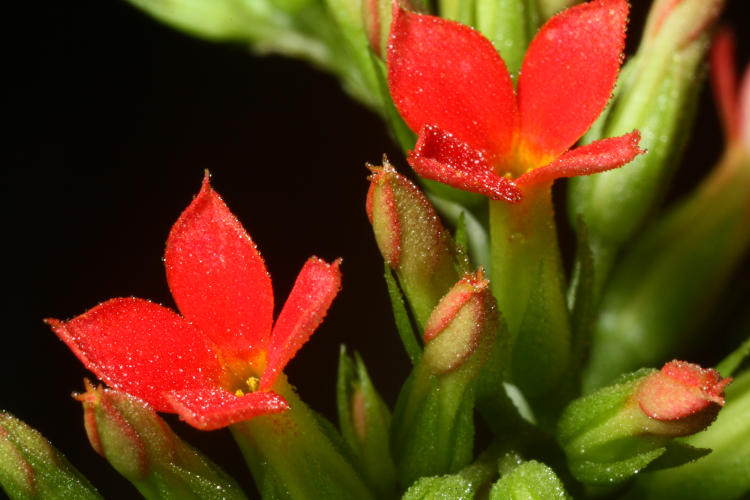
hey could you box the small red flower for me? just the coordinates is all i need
[387,0,646,202]
[47,174,342,430]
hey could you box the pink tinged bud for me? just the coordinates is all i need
[645,0,725,48]
[366,159,458,326]
[636,360,731,426]
[75,380,153,480]
[422,270,498,374]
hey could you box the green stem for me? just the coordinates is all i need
[489,185,572,416]
[231,376,374,500]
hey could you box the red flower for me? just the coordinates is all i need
[387,0,646,202]
[47,174,342,430]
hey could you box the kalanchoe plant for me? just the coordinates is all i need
[4,0,749,499]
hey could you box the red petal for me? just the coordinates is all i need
[260,258,342,390]
[517,0,629,163]
[165,173,274,363]
[387,4,517,162]
[46,298,224,412]
[408,124,522,202]
[516,131,644,186]
[167,388,289,430]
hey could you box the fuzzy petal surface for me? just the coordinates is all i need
[167,388,289,430]
[408,124,522,202]
[516,131,644,186]
[518,0,629,163]
[47,298,224,412]
[165,174,274,363]
[260,258,342,390]
[387,5,517,162]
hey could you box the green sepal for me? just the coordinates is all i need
[337,348,398,498]
[642,441,710,472]
[557,368,711,485]
[622,369,750,500]
[384,264,422,365]
[489,460,571,500]
[0,411,102,500]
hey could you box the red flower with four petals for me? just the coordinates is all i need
[47,175,342,430]
[387,0,646,202]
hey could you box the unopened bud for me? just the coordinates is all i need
[635,361,730,434]
[337,349,397,497]
[489,460,570,500]
[559,360,731,485]
[367,159,458,327]
[75,381,247,499]
[422,270,499,375]
[391,271,499,486]
[0,411,101,499]
[362,0,391,59]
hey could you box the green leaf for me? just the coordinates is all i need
[384,264,422,365]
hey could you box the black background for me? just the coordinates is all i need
[4,1,749,498]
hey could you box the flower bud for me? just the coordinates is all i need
[624,367,750,500]
[559,361,731,485]
[422,270,499,375]
[337,348,397,498]
[367,159,459,327]
[391,271,499,487]
[568,0,726,287]
[0,411,101,499]
[489,460,570,500]
[75,381,248,499]
[361,0,391,59]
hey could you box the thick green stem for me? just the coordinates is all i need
[489,185,572,410]
[231,376,374,500]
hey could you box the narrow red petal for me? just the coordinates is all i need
[260,258,342,391]
[46,298,224,412]
[387,4,517,162]
[710,29,740,142]
[516,131,644,186]
[408,124,522,202]
[167,388,289,430]
[165,173,274,363]
[518,0,629,163]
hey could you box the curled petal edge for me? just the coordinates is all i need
[408,124,522,203]
[516,131,645,187]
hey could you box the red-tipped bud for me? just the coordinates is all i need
[559,361,732,485]
[74,381,247,498]
[422,270,498,375]
[644,0,725,49]
[366,158,458,326]
[636,360,731,430]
